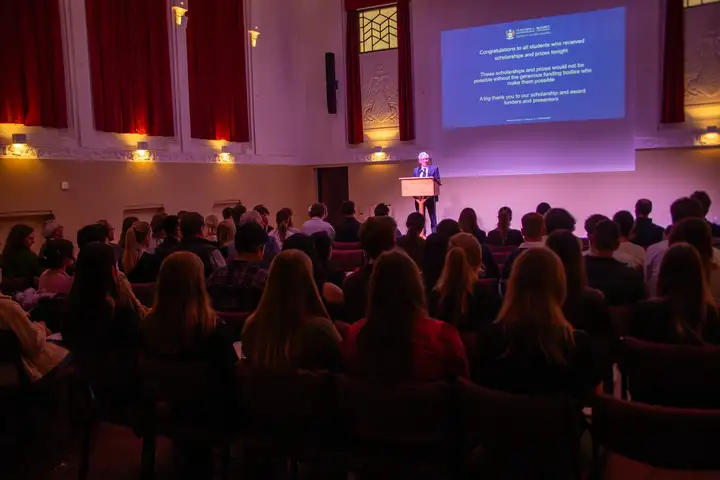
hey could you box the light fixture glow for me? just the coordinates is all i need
[172,2,188,26]
[133,141,152,162]
[249,27,260,47]
[371,146,388,161]
[6,133,31,156]
[699,126,720,146]
[217,145,234,164]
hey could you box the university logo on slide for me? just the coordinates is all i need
[505,29,516,40]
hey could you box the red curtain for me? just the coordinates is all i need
[85,0,174,136]
[661,0,685,124]
[346,9,364,145]
[397,0,415,141]
[187,0,249,142]
[0,0,67,128]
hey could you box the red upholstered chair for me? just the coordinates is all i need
[330,250,365,272]
[619,337,720,408]
[217,311,251,341]
[333,242,362,251]
[590,394,720,471]
[131,282,156,307]
[462,380,583,479]
[487,245,516,254]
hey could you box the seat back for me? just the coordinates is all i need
[463,380,582,479]
[620,337,720,408]
[333,242,361,251]
[131,282,156,307]
[591,394,720,470]
[330,250,365,272]
[217,311,251,340]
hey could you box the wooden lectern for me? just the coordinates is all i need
[399,177,441,225]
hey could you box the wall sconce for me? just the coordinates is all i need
[372,146,388,161]
[217,145,235,164]
[133,141,153,162]
[698,126,720,147]
[172,1,188,26]
[1,133,37,158]
[249,27,260,47]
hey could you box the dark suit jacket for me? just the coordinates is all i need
[632,218,665,248]
[334,217,362,243]
[412,165,441,201]
[585,256,645,306]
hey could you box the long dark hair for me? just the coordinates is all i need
[423,233,450,294]
[276,208,294,244]
[1,224,34,261]
[357,250,427,380]
[458,208,480,235]
[119,216,139,248]
[66,242,118,342]
[669,218,715,283]
[545,230,588,304]
[282,234,326,290]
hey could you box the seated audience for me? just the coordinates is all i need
[472,248,606,398]
[209,222,269,312]
[38,239,75,295]
[150,213,168,251]
[632,243,720,345]
[269,207,299,248]
[205,214,219,243]
[487,206,524,246]
[311,231,347,293]
[39,220,64,259]
[343,216,397,323]
[429,233,500,331]
[501,212,546,279]
[239,210,280,263]
[423,233,450,295]
[242,250,342,371]
[140,251,238,396]
[97,219,122,261]
[690,190,720,237]
[231,203,247,227]
[154,215,181,260]
[301,202,336,240]
[585,220,644,306]
[397,212,426,269]
[65,242,147,348]
[0,224,42,279]
[334,200,362,243]
[437,219,499,278]
[645,197,705,296]
[633,198,665,248]
[544,208,576,235]
[613,210,645,268]
[122,221,161,283]
[584,214,633,266]
[0,292,69,381]
[374,203,403,237]
[222,206,233,221]
[546,230,612,337]
[176,212,226,278]
[118,216,139,249]
[216,219,236,257]
[253,205,274,233]
[342,250,468,381]
[536,202,552,216]
[668,217,720,303]
[284,233,344,316]
[78,223,110,251]
[458,207,488,245]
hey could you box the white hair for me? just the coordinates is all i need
[418,152,430,160]
[239,210,263,227]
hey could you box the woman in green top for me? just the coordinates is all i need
[1,224,43,279]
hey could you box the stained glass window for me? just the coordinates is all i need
[359,5,398,53]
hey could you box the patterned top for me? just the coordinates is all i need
[208,260,269,312]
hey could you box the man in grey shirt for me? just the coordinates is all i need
[301,203,336,240]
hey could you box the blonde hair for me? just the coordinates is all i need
[217,219,236,245]
[243,250,329,368]
[143,252,217,352]
[205,214,219,236]
[498,248,575,364]
[433,233,483,327]
[122,221,151,274]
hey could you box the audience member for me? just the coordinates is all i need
[216,219,236,257]
[231,203,247,226]
[301,203,336,240]
[150,213,168,250]
[668,217,720,303]
[154,215,181,260]
[397,212,426,269]
[342,250,468,381]
[487,206,523,246]
[544,208,576,235]
[343,216,397,323]
[39,220,64,259]
[122,221,161,283]
[585,220,644,306]
[645,197,705,296]
[253,205,274,233]
[536,202,552,216]
[118,216,139,249]
[311,231,347,292]
[613,210,645,268]
[436,219,499,279]
[584,214,633,266]
[690,190,720,237]
[0,292,69,381]
[242,250,342,371]
[374,203,403,237]
[422,233,450,296]
[65,242,147,348]
[97,219,122,261]
[546,230,612,337]
[632,198,665,248]
[141,251,238,394]
[222,206,233,221]
[0,224,42,279]
[632,243,720,345]
[472,248,606,398]
[205,214,219,243]
[269,207,299,248]
[38,239,75,295]
[334,200,362,243]
[458,207,488,244]
[430,233,500,331]
[501,212,546,279]
[209,222,269,312]
[238,210,280,263]
[78,224,110,251]
[177,212,226,278]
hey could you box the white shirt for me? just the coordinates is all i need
[519,241,545,249]
[420,168,428,177]
[644,240,669,297]
[300,217,336,240]
[617,241,646,269]
[269,227,300,248]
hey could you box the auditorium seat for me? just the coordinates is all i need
[217,311,251,340]
[333,242,362,251]
[330,250,364,272]
[131,282,156,307]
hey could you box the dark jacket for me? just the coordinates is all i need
[585,256,645,306]
[154,236,181,260]
[176,237,225,278]
[428,280,501,332]
[632,218,665,248]
[126,252,162,284]
[342,265,373,324]
[0,249,43,279]
[334,217,362,243]
[631,298,720,345]
[487,228,524,247]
